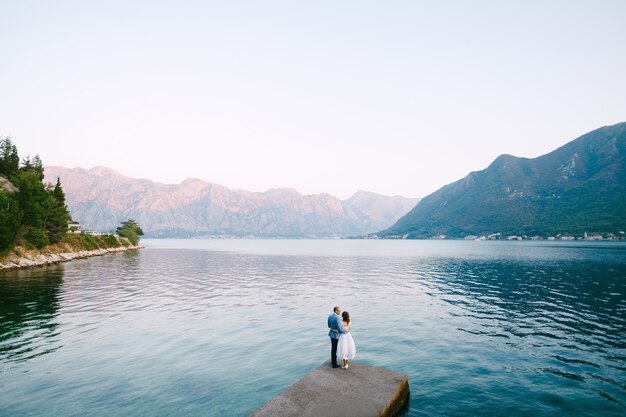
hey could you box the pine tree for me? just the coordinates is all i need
[21,155,45,181]
[15,170,48,228]
[43,179,70,244]
[0,137,20,179]
[52,178,66,205]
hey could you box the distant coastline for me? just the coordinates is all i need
[357,231,625,241]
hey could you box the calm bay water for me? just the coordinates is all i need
[1,239,625,416]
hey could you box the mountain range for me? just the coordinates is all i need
[44,166,418,238]
[380,122,626,238]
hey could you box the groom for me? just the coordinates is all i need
[327,306,346,368]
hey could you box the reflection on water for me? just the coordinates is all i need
[411,258,626,412]
[0,266,64,365]
[0,240,624,417]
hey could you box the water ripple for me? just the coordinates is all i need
[0,240,625,416]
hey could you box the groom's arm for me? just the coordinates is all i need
[337,320,347,334]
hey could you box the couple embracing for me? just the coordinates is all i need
[327,306,357,369]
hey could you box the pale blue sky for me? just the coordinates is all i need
[1,1,625,198]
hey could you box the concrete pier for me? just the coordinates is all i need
[249,361,409,417]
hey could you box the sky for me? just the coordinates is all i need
[1,1,625,199]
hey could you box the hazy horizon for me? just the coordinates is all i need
[2,1,626,199]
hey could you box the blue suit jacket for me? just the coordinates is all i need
[328,314,346,339]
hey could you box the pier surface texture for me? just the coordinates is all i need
[249,361,409,417]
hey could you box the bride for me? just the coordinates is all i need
[336,311,356,369]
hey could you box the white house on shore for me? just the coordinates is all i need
[68,222,81,233]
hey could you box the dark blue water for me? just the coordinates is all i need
[1,240,625,416]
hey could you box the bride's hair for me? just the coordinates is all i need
[342,311,350,324]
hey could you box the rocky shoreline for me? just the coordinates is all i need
[0,245,142,270]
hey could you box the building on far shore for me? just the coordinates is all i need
[584,232,604,240]
[68,222,81,233]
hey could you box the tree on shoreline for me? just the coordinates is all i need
[116,219,144,245]
[43,178,70,244]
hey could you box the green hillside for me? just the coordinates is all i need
[380,122,626,238]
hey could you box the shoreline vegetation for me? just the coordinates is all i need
[1,137,144,271]
[0,233,141,270]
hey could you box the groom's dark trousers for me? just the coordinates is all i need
[331,337,338,366]
[328,312,343,367]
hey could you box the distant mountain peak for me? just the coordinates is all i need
[180,177,209,185]
[90,166,120,175]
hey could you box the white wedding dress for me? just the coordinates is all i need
[336,323,356,360]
